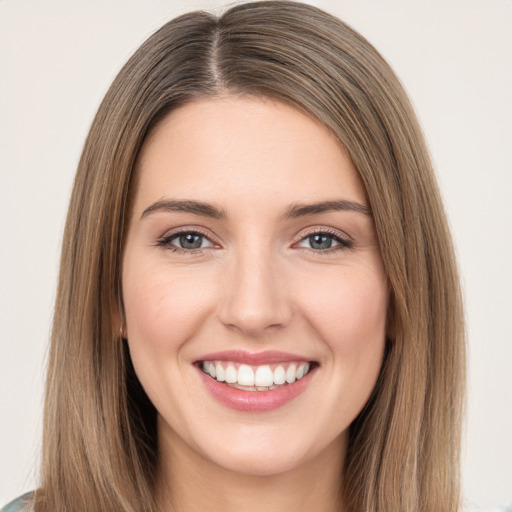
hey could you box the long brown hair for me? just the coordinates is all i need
[35,2,465,511]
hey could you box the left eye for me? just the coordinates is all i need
[296,233,344,251]
[165,232,213,250]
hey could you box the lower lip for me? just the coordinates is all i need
[197,366,315,412]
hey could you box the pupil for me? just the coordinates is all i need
[180,234,202,249]
[310,234,332,250]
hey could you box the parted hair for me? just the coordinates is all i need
[34,2,465,511]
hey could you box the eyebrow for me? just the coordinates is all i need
[140,198,371,221]
[141,199,227,220]
[282,200,372,218]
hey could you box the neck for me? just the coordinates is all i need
[155,424,346,512]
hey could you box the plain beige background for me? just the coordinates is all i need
[1,1,511,510]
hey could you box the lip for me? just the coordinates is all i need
[198,350,311,365]
[195,350,317,412]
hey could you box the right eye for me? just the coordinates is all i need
[157,231,214,252]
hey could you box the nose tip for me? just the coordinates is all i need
[217,259,291,337]
[222,303,288,337]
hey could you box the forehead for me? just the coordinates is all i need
[133,96,367,212]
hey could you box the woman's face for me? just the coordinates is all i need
[122,96,388,477]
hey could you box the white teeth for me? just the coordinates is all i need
[237,364,255,386]
[273,365,286,385]
[255,365,274,387]
[202,361,312,388]
[286,363,297,384]
[225,365,237,384]
[215,363,225,382]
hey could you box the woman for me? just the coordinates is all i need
[2,1,465,511]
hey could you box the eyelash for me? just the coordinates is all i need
[156,228,214,254]
[155,228,353,254]
[295,228,353,254]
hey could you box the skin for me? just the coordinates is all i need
[122,96,388,512]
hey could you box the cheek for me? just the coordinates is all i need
[306,269,388,422]
[122,262,219,420]
[301,269,388,341]
[122,261,216,356]
[297,265,388,391]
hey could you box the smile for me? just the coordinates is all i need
[201,361,312,391]
[195,351,318,412]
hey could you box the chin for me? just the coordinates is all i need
[202,443,315,477]
[171,414,346,479]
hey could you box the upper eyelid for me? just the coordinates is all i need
[293,226,352,243]
[158,226,219,243]
[155,229,218,253]
[292,228,354,254]
[155,225,352,248]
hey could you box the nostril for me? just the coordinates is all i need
[217,266,292,335]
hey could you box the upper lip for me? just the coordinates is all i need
[197,350,313,365]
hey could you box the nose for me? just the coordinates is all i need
[217,246,292,337]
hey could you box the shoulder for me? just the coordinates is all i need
[1,492,34,512]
